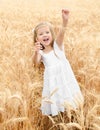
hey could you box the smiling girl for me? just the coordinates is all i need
[33,9,84,116]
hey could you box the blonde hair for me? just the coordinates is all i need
[33,22,55,47]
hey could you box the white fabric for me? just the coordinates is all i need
[39,41,84,116]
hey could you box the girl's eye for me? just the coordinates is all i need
[46,31,49,34]
[39,33,43,35]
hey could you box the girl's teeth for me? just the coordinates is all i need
[43,39,48,41]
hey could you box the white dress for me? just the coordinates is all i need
[39,41,84,116]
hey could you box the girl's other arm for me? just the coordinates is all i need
[56,9,69,50]
[33,42,42,66]
[33,52,41,66]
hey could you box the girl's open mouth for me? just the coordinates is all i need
[43,38,49,42]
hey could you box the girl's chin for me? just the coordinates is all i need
[44,43,51,46]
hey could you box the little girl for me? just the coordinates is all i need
[33,9,84,116]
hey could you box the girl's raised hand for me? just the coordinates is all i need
[62,9,69,26]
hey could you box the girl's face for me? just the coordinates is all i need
[36,26,53,47]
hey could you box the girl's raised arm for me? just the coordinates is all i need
[56,9,69,50]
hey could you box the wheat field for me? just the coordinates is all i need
[0,0,100,130]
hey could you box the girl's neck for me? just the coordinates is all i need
[43,45,53,53]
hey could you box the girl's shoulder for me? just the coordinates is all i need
[54,41,64,51]
[39,50,44,56]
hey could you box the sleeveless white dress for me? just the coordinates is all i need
[39,41,84,116]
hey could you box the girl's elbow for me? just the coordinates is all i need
[33,60,40,67]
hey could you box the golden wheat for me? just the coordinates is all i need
[0,0,100,129]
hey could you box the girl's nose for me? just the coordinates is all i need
[43,33,47,36]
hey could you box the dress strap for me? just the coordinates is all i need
[53,41,65,59]
[53,41,64,52]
